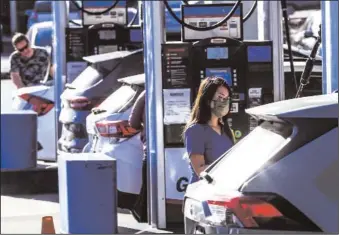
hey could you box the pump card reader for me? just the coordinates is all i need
[181,3,243,42]
[82,1,127,26]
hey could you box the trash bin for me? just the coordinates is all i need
[1,111,37,170]
[58,153,118,234]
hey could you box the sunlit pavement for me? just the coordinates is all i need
[0,193,178,234]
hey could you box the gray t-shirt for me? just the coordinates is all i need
[184,123,234,183]
[9,47,49,86]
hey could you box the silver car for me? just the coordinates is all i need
[184,93,338,234]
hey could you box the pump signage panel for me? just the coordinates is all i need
[162,43,192,89]
[182,4,243,42]
[82,1,127,26]
[65,28,89,83]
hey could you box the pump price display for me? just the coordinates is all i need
[205,68,233,86]
[207,47,228,60]
[82,1,127,26]
[182,4,243,41]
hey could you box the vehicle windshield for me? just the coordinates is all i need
[36,2,52,13]
[71,65,103,89]
[208,121,293,190]
[98,84,142,113]
[34,27,52,47]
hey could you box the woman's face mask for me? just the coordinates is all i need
[211,98,230,118]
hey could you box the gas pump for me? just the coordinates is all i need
[65,1,143,83]
[149,1,275,229]
[87,23,129,55]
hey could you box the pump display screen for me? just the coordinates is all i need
[182,4,243,41]
[99,30,116,40]
[205,68,232,86]
[207,47,228,60]
[247,46,272,62]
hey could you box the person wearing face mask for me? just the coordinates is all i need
[183,76,235,183]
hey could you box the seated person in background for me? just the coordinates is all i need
[9,33,52,89]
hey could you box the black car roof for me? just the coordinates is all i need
[246,93,338,119]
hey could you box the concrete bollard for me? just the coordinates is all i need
[58,153,118,234]
[1,111,37,170]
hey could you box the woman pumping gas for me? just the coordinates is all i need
[183,77,235,184]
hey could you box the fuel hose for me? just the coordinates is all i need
[281,0,298,92]
[295,24,322,98]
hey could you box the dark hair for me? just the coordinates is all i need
[183,76,234,142]
[12,33,29,48]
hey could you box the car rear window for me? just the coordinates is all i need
[98,84,142,113]
[70,65,103,89]
[208,121,293,190]
[36,2,52,13]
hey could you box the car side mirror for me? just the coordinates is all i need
[25,9,33,17]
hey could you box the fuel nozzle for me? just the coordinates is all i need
[296,24,322,98]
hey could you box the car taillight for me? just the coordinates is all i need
[184,193,283,228]
[19,94,54,116]
[95,120,139,138]
[206,195,282,228]
[68,96,101,110]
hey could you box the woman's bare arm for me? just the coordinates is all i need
[190,154,209,177]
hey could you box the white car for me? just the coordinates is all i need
[12,80,56,161]
[84,74,145,210]
[11,20,82,161]
[184,93,338,234]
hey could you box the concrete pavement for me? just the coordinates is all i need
[1,193,179,234]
